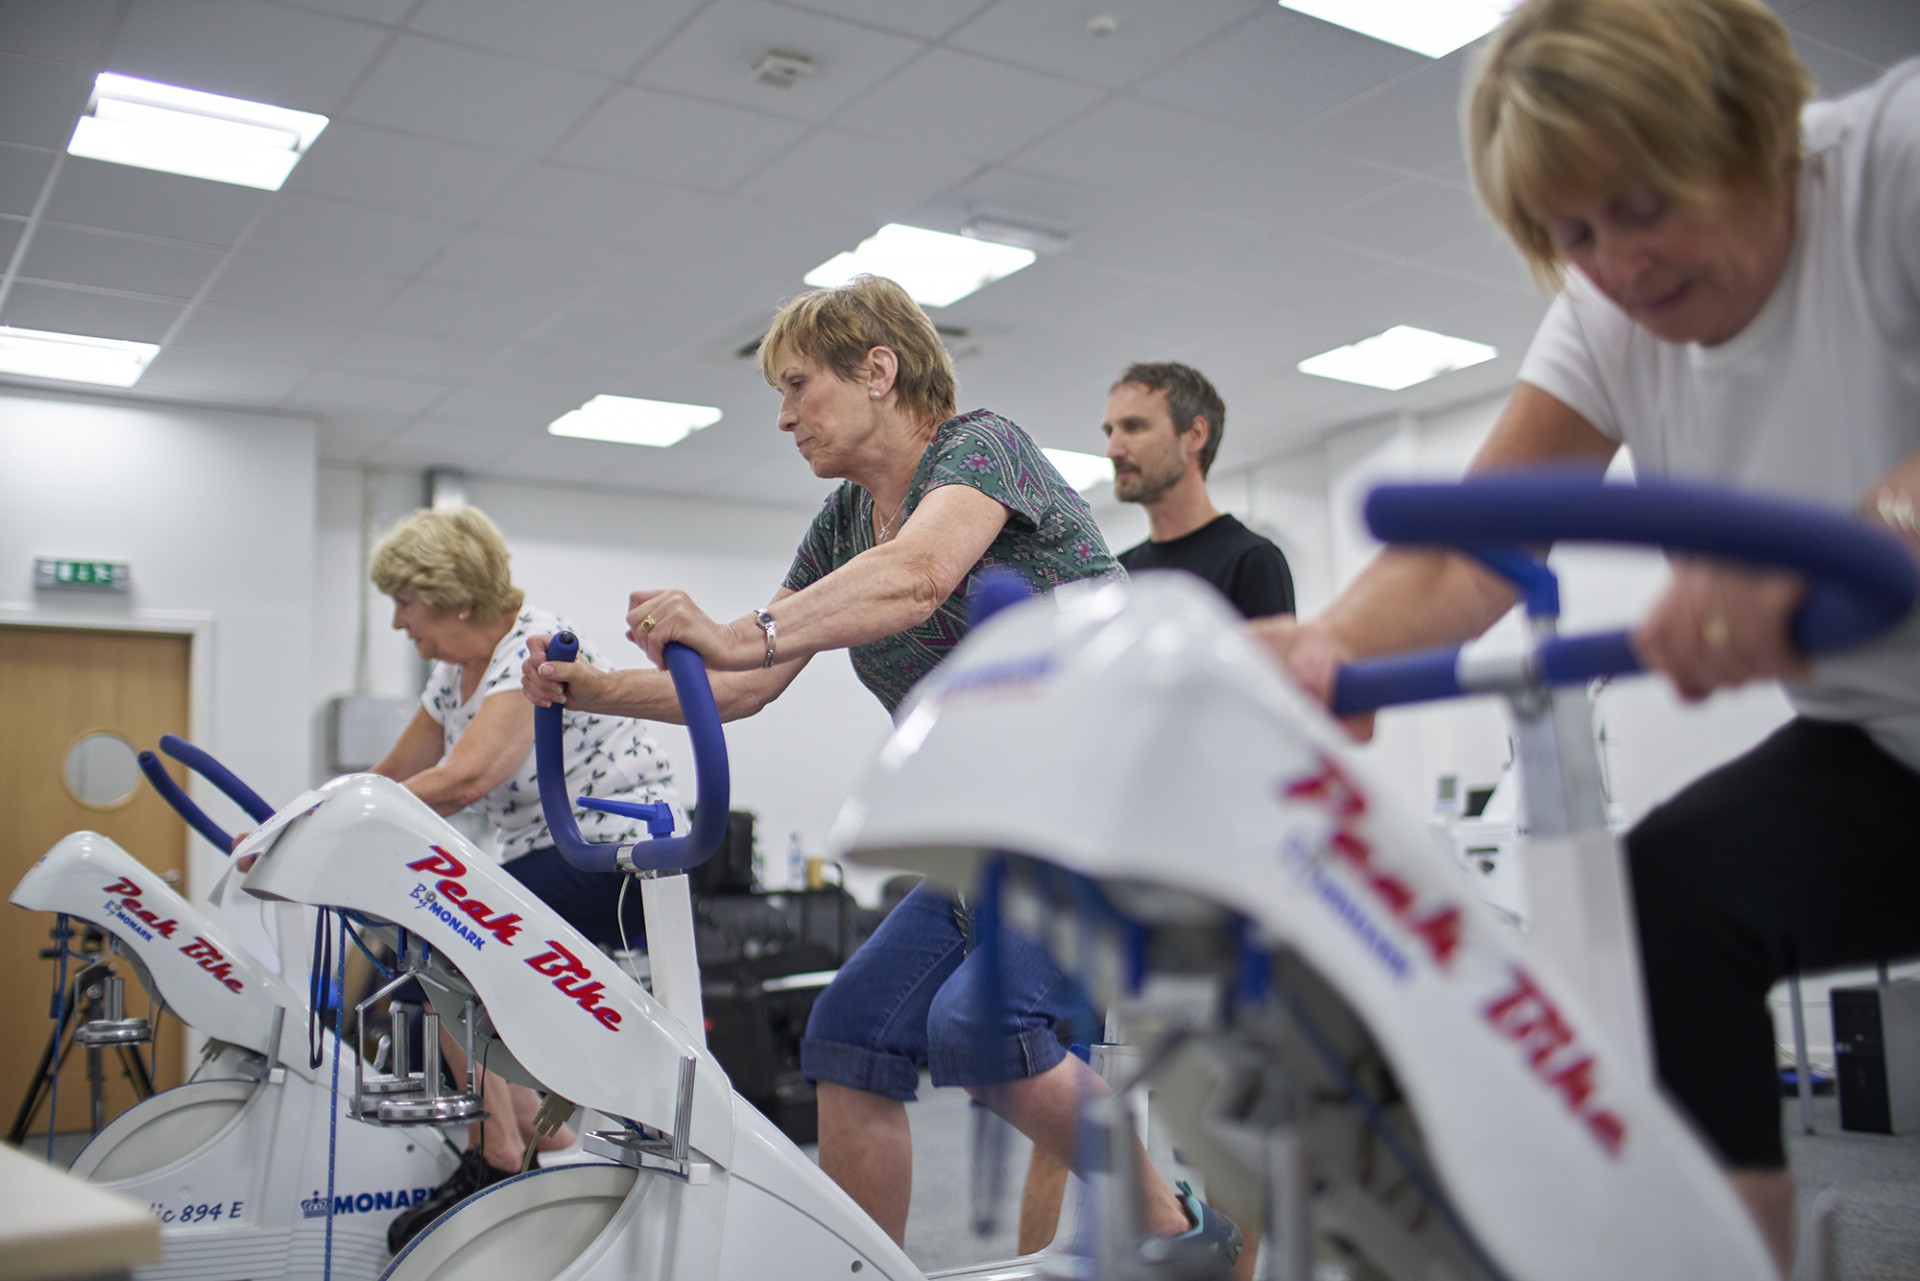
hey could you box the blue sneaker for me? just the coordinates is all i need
[1040,1179,1244,1280]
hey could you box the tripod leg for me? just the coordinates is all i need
[6,1019,67,1144]
[88,1043,107,1134]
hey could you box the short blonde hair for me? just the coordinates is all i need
[370,506,524,619]
[1467,0,1813,286]
[759,275,958,424]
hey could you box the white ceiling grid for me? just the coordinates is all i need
[0,0,1913,507]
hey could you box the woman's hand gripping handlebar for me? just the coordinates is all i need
[535,631,731,874]
[137,733,278,854]
[1330,471,1920,716]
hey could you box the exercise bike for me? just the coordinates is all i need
[827,473,1918,1281]
[8,734,460,1280]
[228,629,1221,1281]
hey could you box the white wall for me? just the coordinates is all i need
[311,465,898,898]
[0,388,316,964]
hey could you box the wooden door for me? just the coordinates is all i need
[1,625,193,1136]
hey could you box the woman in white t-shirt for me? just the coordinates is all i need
[1255,1,1920,1273]
[367,505,680,1249]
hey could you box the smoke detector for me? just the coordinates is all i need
[752,50,814,89]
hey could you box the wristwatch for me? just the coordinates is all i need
[754,608,777,668]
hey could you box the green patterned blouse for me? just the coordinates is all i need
[783,408,1123,714]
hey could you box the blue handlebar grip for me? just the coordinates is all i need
[1365,473,1918,657]
[1330,646,1464,716]
[536,630,731,874]
[138,751,237,853]
[159,734,276,823]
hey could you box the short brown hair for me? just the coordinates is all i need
[1113,362,1227,477]
[370,506,524,619]
[759,275,958,424]
[1467,0,1813,286]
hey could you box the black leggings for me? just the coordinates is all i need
[1628,718,1920,1168]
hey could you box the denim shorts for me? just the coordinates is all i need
[801,882,1099,1101]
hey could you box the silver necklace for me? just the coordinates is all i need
[875,497,906,543]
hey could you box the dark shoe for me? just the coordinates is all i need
[1040,1179,1245,1280]
[386,1149,521,1254]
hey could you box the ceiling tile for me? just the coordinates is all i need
[837,48,1102,163]
[555,86,805,192]
[343,34,610,154]
[204,252,406,321]
[1287,61,1473,176]
[42,158,268,246]
[1057,206,1266,286]
[0,0,119,66]
[326,328,499,381]
[170,303,355,362]
[288,0,414,21]
[1186,228,1395,308]
[735,126,979,219]
[634,0,924,125]
[407,0,704,78]
[0,145,55,217]
[242,193,462,274]
[109,0,389,111]
[20,224,225,299]
[1196,136,1406,233]
[1785,0,1920,62]
[0,281,184,342]
[938,260,1146,334]
[137,347,314,404]
[1136,7,1422,130]
[0,217,21,263]
[1005,97,1266,193]
[914,167,1116,244]
[481,163,726,248]
[292,366,452,416]
[0,53,95,150]
[1297,179,1491,262]
[369,280,558,345]
[283,121,522,221]
[947,0,1264,91]
[422,227,640,302]
[777,0,994,40]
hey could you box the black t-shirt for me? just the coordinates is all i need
[1118,514,1295,619]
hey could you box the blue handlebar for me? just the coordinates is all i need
[137,751,236,853]
[535,631,731,874]
[160,734,276,823]
[1332,473,1918,715]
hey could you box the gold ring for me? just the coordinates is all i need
[640,615,658,634]
[1701,615,1731,649]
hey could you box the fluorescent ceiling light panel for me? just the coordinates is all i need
[804,224,1036,307]
[1280,1,1512,59]
[67,72,329,190]
[0,326,159,388]
[548,395,722,448]
[1043,448,1114,492]
[1297,325,1496,391]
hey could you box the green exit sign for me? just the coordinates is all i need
[34,558,132,592]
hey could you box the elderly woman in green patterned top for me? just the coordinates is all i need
[365,505,681,1250]
[521,276,1246,1273]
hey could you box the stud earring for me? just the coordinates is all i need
[871,390,882,399]
[458,609,470,621]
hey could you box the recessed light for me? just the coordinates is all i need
[1043,448,1114,493]
[804,224,1037,308]
[548,395,722,448]
[0,326,159,388]
[67,72,329,191]
[1279,1,1512,59]
[1297,325,1496,390]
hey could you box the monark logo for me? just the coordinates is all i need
[301,1186,432,1219]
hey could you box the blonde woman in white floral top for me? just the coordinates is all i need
[368,504,681,1250]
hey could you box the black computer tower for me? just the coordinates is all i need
[1832,981,1920,1136]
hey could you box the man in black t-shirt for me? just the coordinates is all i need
[1103,361,1294,618]
[1017,363,1297,1260]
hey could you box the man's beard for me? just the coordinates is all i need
[1115,460,1182,505]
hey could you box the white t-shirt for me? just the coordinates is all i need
[1517,61,1920,771]
[422,605,681,862]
